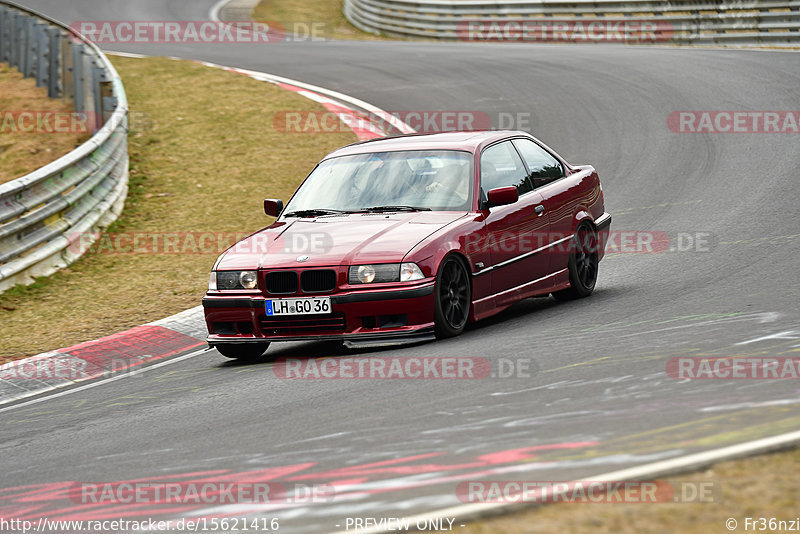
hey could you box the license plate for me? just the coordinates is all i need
[265,297,331,316]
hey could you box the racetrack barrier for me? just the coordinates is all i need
[343,0,800,47]
[0,1,128,293]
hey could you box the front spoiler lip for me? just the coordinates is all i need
[207,326,435,345]
[202,282,435,308]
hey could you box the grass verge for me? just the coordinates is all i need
[0,63,89,184]
[461,446,800,533]
[253,0,388,40]
[0,55,355,363]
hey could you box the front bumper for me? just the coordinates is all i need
[203,281,436,345]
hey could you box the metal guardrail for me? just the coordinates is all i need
[0,1,128,293]
[343,0,800,46]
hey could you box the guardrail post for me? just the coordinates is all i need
[82,52,98,131]
[47,27,61,97]
[0,6,8,62]
[94,61,114,126]
[23,15,34,77]
[71,42,85,113]
[4,8,16,64]
[34,21,46,86]
[101,84,117,125]
[61,32,72,103]
[89,64,104,132]
[11,11,21,69]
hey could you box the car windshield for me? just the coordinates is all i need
[284,150,473,214]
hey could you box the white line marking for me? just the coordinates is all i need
[105,50,148,59]
[327,429,800,534]
[0,348,210,414]
[736,330,800,345]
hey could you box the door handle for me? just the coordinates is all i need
[534,205,545,215]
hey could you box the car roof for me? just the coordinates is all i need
[323,130,531,159]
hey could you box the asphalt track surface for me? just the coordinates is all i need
[5,1,800,532]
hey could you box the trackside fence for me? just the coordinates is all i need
[0,1,128,293]
[343,0,800,46]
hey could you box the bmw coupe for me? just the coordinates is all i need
[203,131,611,359]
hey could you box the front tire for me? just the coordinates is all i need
[553,224,599,301]
[434,256,471,338]
[215,343,270,360]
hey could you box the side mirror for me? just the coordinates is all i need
[264,199,284,217]
[486,186,518,208]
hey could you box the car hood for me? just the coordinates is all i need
[216,211,468,270]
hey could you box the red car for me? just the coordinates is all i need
[203,131,611,359]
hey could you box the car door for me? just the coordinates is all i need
[479,140,552,297]
[512,138,572,274]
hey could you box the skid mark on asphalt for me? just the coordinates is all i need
[538,336,800,380]
[610,199,703,216]
[718,233,800,247]
[509,311,775,341]
[601,231,800,261]
[588,405,800,457]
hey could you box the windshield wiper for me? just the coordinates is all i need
[361,205,432,212]
[283,208,352,218]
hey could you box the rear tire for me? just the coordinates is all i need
[215,343,270,360]
[553,224,599,301]
[434,256,471,339]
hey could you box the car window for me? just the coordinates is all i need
[512,138,565,188]
[480,141,533,196]
[284,150,473,212]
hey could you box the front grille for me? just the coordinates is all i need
[259,313,346,336]
[265,271,299,294]
[301,269,337,293]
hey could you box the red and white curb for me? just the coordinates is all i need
[197,61,415,139]
[0,55,414,407]
[0,306,207,405]
[110,51,415,140]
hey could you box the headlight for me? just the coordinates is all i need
[355,265,377,284]
[213,271,258,290]
[239,271,258,289]
[349,264,397,284]
[348,263,424,284]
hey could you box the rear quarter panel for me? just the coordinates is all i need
[541,164,605,272]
